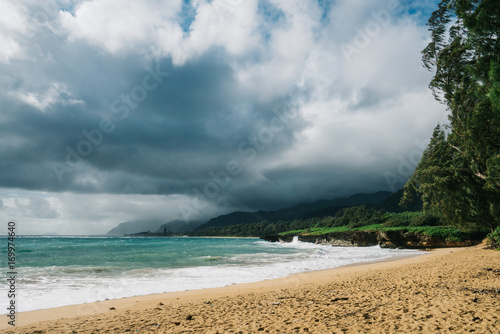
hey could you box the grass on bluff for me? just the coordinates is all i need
[279,224,484,243]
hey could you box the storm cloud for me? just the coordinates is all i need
[0,0,446,234]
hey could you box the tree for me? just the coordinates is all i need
[403,0,500,232]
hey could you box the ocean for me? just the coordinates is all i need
[1,236,422,313]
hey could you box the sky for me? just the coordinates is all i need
[0,0,448,235]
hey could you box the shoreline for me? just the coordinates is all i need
[3,247,433,329]
[4,244,498,333]
[7,239,418,316]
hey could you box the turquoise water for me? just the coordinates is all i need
[0,236,421,312]
[7,236,281,269]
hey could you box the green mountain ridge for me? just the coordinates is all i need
[195,191,395,231]
[107,190,422,236]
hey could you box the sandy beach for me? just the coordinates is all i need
[3,244,498,333]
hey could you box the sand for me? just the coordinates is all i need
[2,244,498,333]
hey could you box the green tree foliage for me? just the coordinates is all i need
[321,205,385,228]
[189,218,323,237]
[403,0,500,232]
[382,211,442,228]
[190,203,445,237]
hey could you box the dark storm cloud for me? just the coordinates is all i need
[0,0,446,232]
[0,43,303,203]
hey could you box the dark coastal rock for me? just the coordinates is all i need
[260,230,482,249]
[376,230,479,249]
[260,235,284,243]
[298,231,378,247]
[261,232,378,247]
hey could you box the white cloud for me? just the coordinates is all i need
[59,0,184,55]
[0,189,220,234]
[2,193,60,231]
[175,0,261,64]
[234,0,446,190]
[282,3,443,163]
[10,82,84,111]
[229,0,322,102]
[58,0,264,66]
[282,90,442,167]
[0,0,31,62]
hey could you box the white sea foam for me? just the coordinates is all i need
[7,240,423,313]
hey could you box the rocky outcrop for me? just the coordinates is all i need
[299,231,379,247]
[375,230,479,248]
[260,230,483,249]
[261,231,378,247]
[260,231,378,247]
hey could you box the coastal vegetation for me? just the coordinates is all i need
[280,225,483,244]
[489,226,500,249]
[189,204,487,244]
